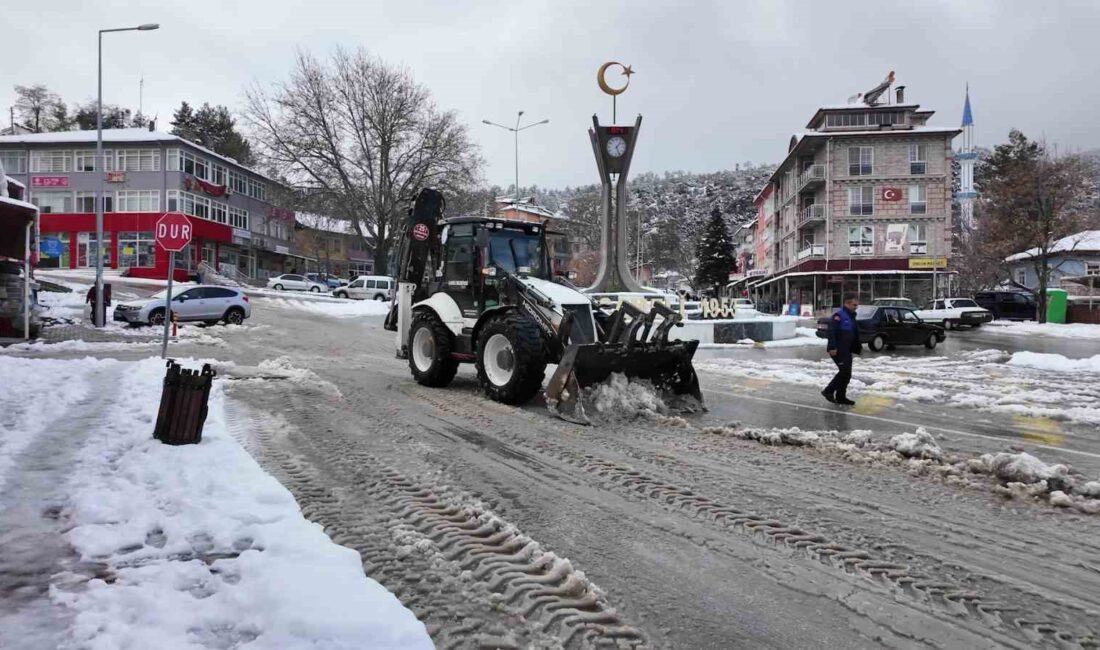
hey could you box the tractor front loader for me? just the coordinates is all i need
[385,188,703,424]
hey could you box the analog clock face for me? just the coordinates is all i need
[606,136,627,158]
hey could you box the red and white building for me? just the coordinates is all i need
[0,128,296,282]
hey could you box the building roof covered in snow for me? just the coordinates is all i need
[495,197,561,220]
[0,128,275,181]
[1005,230,1100,262]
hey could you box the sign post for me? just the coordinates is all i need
[154,214,193,359]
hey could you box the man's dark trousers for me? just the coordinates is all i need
[825,354,852,399]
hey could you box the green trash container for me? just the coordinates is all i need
[1045,288,1068,324]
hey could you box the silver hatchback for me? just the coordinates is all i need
[114,285,252,326]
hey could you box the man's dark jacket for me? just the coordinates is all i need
[826,307,862,359]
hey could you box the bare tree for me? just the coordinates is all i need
[977,130,1093,321]
[14,84,64,132]
[244,48,481,274]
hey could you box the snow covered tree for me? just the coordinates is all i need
[977,130,1093,321]
[692,207,735,296]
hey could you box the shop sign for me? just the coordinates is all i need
[908,257,948,269]
[232,228,251,240]
[32,175,68,188]
[41,237,65,257]
[105,171,126,183]
[275,245,290,254]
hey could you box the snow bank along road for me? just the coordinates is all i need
[7,294,1100,649]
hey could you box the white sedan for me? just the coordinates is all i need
[914,298,993,329]
[266,274,327,293]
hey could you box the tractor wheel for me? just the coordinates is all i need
[476,311,547,405]
[408,311,459,388]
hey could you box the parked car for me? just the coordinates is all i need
[871,297,919,310]
[267,274,327,293]
[306,273,345,290]
[332,275,394,301]
[974,290,1037,321]
[114,285,251,326]
[816,305,946,351]
[914,298,993,329]
[0,261,41,338]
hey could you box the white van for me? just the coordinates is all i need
[333,276,394,301]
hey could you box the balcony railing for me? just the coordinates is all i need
[797,244,826,260]
[797,164,825,191]
[798,204,827,227]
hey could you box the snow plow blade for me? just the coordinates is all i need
[546,301,703,424]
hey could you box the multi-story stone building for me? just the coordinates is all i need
[0,128,295,281]
[745,81,960,314]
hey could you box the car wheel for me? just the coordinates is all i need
[925,334,939,349]
[309,286,320,293]
[374,294,386,301]
[224,308,245,325]
[868,334,885,352]
[273,283,284,291]
[944,319,957,330]
[408,311,459,387]
[335,291,348,299]
[149,308,166,326]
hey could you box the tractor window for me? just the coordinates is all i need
[445,235,475,283]
[488,230,546,278]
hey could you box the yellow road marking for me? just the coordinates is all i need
[1014,415,1065,446]
[852,394,893,416]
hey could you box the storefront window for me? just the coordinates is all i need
[38,233,71,269]
[117,231,156,268]
[77,232,109,268]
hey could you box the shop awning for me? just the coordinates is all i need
[0,195,38,260]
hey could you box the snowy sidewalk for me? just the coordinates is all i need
[0,356,431,649]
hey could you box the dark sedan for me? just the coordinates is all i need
[816,305,946,351]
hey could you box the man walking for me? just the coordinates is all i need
[823,293,861,405]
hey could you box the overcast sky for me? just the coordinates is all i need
[3,0,1098,189]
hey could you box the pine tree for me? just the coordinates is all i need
[171,102,254,165]
[693,206,736,295]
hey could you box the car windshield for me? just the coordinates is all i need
[855,305,877,319]
[488,229,547,278]
[952,299,978,308]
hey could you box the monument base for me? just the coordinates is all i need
[670,316,798,344]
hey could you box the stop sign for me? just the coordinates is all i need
[155,213,193,252]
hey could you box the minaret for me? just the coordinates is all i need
[957,86,977,229]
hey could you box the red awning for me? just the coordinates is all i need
[0,195,37,260]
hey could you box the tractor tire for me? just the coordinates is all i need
[408,311,459,388]
[476,311,547,405]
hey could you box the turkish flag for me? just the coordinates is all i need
[882,187,902,202]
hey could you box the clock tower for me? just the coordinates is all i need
[587,114,647,293]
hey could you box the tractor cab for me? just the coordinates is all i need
[435,217,554,318]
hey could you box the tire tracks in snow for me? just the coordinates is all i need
[225,385,650,650]
[399,383,1100,649]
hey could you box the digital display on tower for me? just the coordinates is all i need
[607,127,630,135]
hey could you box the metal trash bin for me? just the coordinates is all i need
[153,360,216,445]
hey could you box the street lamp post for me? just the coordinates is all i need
[94,23,159,327]
[482,112,549,208]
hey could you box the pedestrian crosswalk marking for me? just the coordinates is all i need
[1013,415,1064,446]
[852,394,892,416]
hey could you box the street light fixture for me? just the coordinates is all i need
[482,111,549,208]
[94,23,160,327]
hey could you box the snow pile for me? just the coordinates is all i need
[1007,351,1100,373]
[975,452,1070,485]
[590,373,666,417]
[697,421,1100,513]
[986,321,1100,339]
[889,428,942,460]
[3,356,431,648]
[262,296,391,318]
